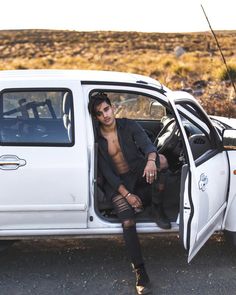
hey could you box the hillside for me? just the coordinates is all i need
[0,29,235,116]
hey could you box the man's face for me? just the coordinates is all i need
[95,101,115,126]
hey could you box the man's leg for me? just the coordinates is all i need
[112,194,152,294]
[152,154,171,229]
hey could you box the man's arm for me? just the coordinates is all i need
[117,184,143,209]
[143,152,169,184]
[129,120,160,183]
[143,152,159,184]
[130,120,157,157]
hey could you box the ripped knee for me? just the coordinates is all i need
[159,154,169,170]
[112,194,131,214]
[122,218,135,228]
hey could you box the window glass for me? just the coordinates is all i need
[177,103,215,160]
[0,90,73,145]
[177,104,210,134]
[96,91,166,120]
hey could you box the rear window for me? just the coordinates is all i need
[0,89,74,146]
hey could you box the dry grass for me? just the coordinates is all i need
[0,29,235,116]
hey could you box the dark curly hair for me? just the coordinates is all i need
[88,92,112,117]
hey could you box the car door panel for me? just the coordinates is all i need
[223,150,236,231]
[0,85,89,231]
[186,152,228,261]
[0,146,88,230]
[169,97,229,261]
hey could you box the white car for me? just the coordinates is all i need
[0,69,235,262]
[210,115,236,129]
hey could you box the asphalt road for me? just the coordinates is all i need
[0,234,235,295]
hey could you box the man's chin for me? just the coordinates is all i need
[104,119,114,126]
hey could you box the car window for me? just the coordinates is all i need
[176,102,217,160]
[92,91,166,120]
[0,89,74,146]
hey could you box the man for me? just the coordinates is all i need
[88,92,170,295]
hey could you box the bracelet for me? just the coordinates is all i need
[124,192,131,198]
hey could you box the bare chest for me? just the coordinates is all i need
[101,128,129,173]
[104,132,121,157]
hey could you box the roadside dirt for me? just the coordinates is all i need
[0,234,235,295]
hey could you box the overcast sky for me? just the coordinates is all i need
[0,0,235,32]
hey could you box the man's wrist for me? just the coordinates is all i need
[147,153,160,168]
[124,192,131,198]
[147,152,156,161]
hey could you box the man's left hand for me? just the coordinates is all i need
[143,161,157,184]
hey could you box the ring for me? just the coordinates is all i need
[150,173,154,176]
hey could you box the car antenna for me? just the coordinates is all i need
[200,4,236,98]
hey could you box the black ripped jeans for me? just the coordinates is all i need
[104,165,167,267]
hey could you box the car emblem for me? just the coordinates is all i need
[198,173,208,192]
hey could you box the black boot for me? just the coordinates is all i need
[152,204,171,229]
[133,264,152,295]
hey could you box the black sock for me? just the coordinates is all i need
[123,225,144,267]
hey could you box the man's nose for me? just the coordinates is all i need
[103,112,108,118]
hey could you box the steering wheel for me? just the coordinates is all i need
[154,117,179,154]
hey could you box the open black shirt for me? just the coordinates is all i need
[96,118,157,192]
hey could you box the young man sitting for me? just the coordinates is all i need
[88,92,170,295]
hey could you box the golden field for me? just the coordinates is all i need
[0,29,235,116]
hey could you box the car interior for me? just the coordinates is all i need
[91,90,214,224]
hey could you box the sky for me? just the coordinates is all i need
[0,0,235,33]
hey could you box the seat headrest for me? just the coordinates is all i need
[62,92,71,115]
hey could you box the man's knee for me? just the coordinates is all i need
[159,154,168,170]
[112,194,131,213]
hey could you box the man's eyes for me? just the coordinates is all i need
[97,107,110,115]
[96,106,111,116]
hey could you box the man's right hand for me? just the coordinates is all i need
[126,194,143,209]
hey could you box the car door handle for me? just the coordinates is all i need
[0,155,26,170]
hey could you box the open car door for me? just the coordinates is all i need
[169,95,229,262]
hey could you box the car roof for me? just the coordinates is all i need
[0,69,162,86]
[0,69,200,104]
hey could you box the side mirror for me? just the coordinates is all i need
[223,129,236,150]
